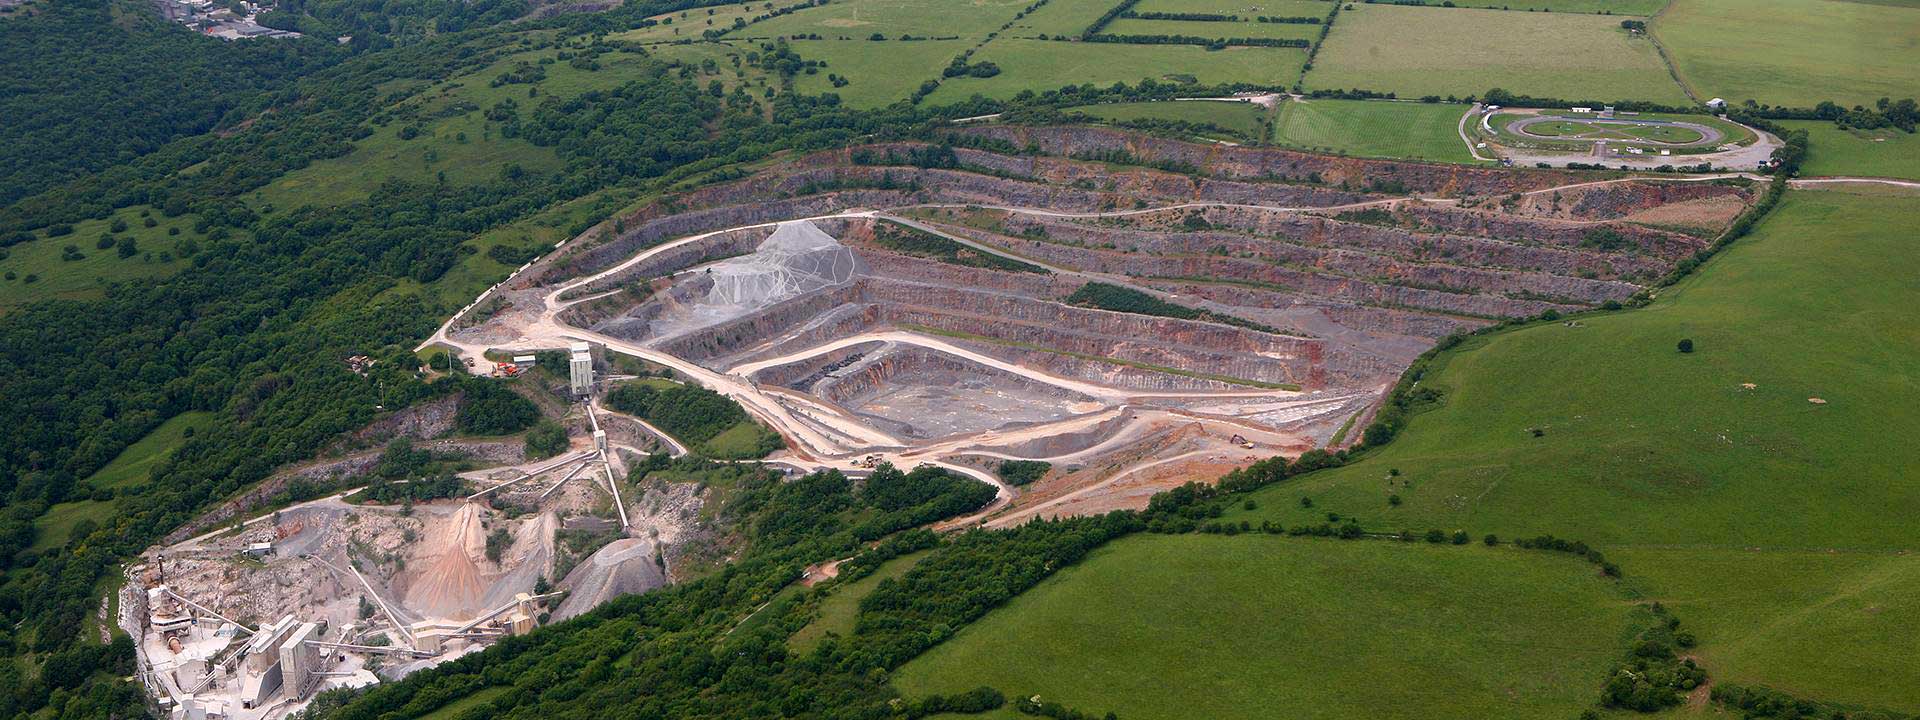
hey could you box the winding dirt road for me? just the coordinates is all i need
[418,170,1877,525]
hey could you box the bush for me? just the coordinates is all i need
[1677,338,1694,353]
[455,380,540,435]
[851,464,996,541]
[523,420,568,460]
[996,459,1051,486]
[606,380,780,459]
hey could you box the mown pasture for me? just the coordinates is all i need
[1654,0,1920,107]
[895,533,1639,720]
[1306,4,1689,103]
[1272,98,1479,162]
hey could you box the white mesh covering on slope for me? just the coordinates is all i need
[648,220,864,339]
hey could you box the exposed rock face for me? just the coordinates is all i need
[531,191,913,285]
[1504,179,1753,220]
[341,393,460,448]
[812,344,1097,439]
[158,438,527,545]
[748,340,888,389]
[561,225,776,299]
[1400,204,1704,260]
[947,125,1590,195]
[476,125,1754,464]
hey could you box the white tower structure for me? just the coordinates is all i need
[569,342,593,397]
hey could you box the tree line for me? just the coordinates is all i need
[1082,33,1309,48]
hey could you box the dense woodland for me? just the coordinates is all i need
[606,380,783,458]
[0,0,953,712]
[0,0,348,207]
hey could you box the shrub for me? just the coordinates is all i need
[455,380,540,435]
[996,459,1051,486]
[523,420,568,460]
[1677,338,1694,353]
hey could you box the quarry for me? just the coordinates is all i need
[123,127,1757,718]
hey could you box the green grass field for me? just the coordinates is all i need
[1002,0,1120,36]
[1103,16,1321,40]
[1306,4,1689,104]
[788,38,972,107]
[893,534,1637,720]
[1616,547,1920,712]
[734,0,1030,38]
[1654,0,1920,107]
[30,500,115,553]
[789,550,930,652]
[699,421,783,459]
[254,40,767,309]
[1131,0,1331,16]
[256,43,773,213]
[1434,0,1666,12]
[1782,120,1920,180]
[1231,186,1920,550]
[616,2,769,41]
[1067,99,1268,140]
[925,39,1304,103]
[0,204,220,310]
[1221,186,1920,708]
[417,686,509,720]
[28,412,214,553]
[83,412,212,490]
[252,53,584,210]
[1272,98,1479,162]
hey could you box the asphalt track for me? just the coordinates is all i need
[1504,114,1726,147]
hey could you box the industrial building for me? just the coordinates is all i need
[133,565,556,719]
[568,342,594,397]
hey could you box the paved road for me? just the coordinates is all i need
[419,170,1884,526]
[1468,107,1782,171]
[1506,114,1728,146]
